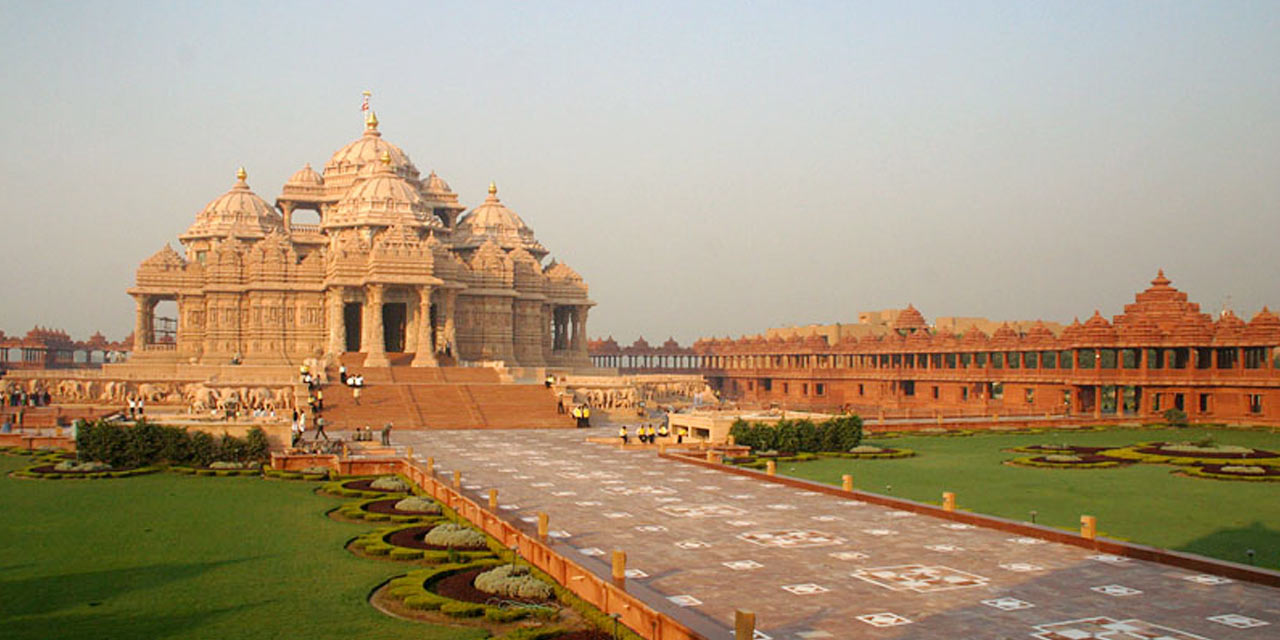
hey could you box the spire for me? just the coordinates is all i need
[489,181,498,196]
[365,109,379,131]
[236,166,247,182]
[380,151,391,166]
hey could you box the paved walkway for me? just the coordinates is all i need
[390,429,1277,640]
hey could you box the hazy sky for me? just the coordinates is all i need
[1,1,1277,345]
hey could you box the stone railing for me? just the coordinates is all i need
[289,223,322,235]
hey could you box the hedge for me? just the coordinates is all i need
[729,415,862,453]
[321,475,413,499]
[1178,465,1280,482]
[12,465,161,480]
[75,419,268,468]
[263,467,330,481]
[1102,442,1280,467]
[1004,456,1128,470]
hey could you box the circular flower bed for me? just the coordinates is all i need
[351,523,494,562]
[1105,441,1280,466]
[336,496,444,523]
[12,461,159,479]
[379,560,562,624]
[836,445,917,459]
[1005,453,1129,469]
[1179,464,1280,482]
[263,466,330,481]
[322,475,413,498]
[172,461,263,477]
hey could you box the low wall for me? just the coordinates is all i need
[184,422,291,450]
[663,451,1280,588]
[0,434,76,451]
[271,454,719,640]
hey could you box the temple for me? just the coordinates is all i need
[593,272,1280,424]
[130,110,592,369]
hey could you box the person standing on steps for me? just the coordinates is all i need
[316,388,324,412]
[314,415,329,441]
[339,364,347,385]
[618,425,628,445]
[381,422,393,446]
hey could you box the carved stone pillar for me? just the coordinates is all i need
[570,306,589,355]
[133,294,151,350]
[326,287,345,358]
[281,202,294,233]
[411,285,437,367]
[442,289,457,357]
[364,284,389,367]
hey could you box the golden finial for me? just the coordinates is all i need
[236,166,247,182]
[380,151,392,166]
[366,110,379,129]
[362,90,371,98]
[488,181,497,196]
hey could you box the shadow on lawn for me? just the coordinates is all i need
[0,557,261,618]
[1177,521,1280,570]
[5,602,262,640]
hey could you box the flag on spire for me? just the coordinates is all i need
[361,90,371,112]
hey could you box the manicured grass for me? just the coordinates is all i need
[0,455,485,640]
[769,427,1280,570]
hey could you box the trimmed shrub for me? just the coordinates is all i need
[423,523,487,549]
[1163,408,1189,427]
[474,564,554,600]
[730,415,863,454]
[209,461,247,470]
[440,601,485,618]
[370,476,411,492]
[394,496,442,514]
[54,460,111,472]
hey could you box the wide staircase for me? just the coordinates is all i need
[316,355,571,430]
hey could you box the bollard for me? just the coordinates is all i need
[943,491,956,512]
[406,446,413,459]
[726,434,735,446]
[706,450,722,464]
[937,414,943,426]
[735,610,756,640]
[658,443,667,455]
[612,549,626,582]
[489,488,499,511]
[1081,515,1097,540]
[766,460,776,476]
[452,470,461,489]
[55,426,63,438]
[426,457,434,474]
[842,474,853,492]
[537,512,549,539]
[341,442,349,459]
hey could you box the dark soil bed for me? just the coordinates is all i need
[343,478,408,493]
[384,525,487,551]
[1019,445,1112,454]
[363,498,438,516]
[430,567,555,606]
[548,631,614,640]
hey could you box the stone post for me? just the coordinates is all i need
[488,488,498,511]
[611,550,626,583]
[326,288,345,357]
[537,512,549,539]
[1081,515,1097,540]
[443,289,457,357]
[426,457,434,474]
[406,446,413,459]
[766,460,776,476]
[842,474,853,492]
[411,285,438,367]
[735,610,756,640]
[943,491,956,512]
[364,284,389,367]
[452,470,461,489]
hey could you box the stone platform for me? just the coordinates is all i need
[390,429,1277,640]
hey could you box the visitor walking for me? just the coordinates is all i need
[137,397,144,418]
[290,419,301,447]
[381,422,393,446]
[316,388,324,412]
[339,364,347,385]
[618,425,628,445]
[314,415,329,441]
[127,397,136,419]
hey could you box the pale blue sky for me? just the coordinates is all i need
[1,1,1277,343]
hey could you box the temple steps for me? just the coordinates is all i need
[316,365,570,430]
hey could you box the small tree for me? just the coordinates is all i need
[1163,408,1189,427]
[189,431,217,466]
[245,427,270,461]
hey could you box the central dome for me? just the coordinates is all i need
[322,112,421,194]
[326,153,440,231]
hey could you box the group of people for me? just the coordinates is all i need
[570,405,591,428]
[6,388,50,408]
[293,364,328,446]
[618,423,675,445]
[126,397,145,419]
[339,365,365,405]
[351,423,394,445]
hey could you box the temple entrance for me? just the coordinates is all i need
[344,303,362,351]
[383,303,407,352]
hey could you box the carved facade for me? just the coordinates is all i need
[129,112,593,368]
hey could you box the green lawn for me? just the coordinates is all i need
[770,427,1280,570]
[0,455,484,640]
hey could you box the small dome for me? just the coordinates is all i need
[326,154,440,230]
[893,305,927,331]
[286,162,324,186]
[453,183,547,258]
[423,171,453,197]
[181,168,283,240]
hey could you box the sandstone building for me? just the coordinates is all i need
[130,112,592,369]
